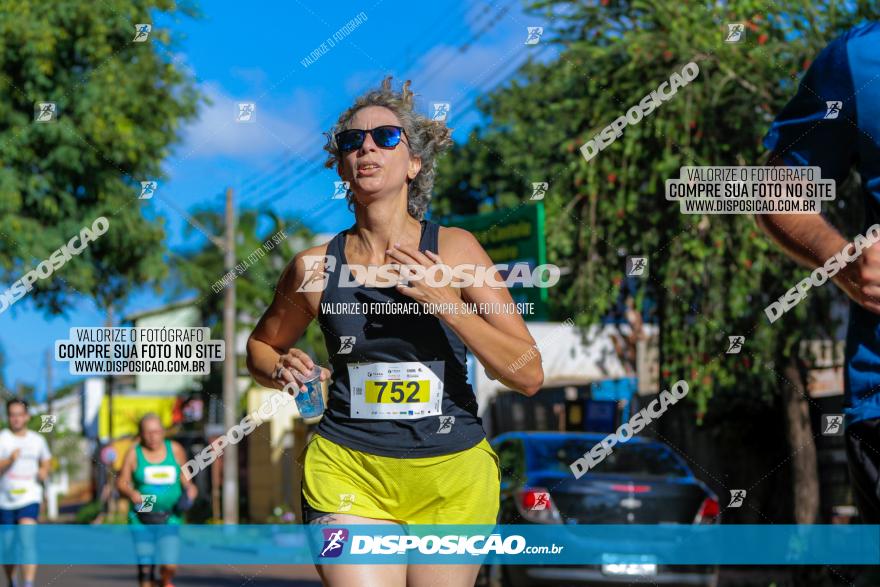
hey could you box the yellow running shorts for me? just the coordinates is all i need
[299,433,500,525]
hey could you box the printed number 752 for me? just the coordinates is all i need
[368,380,426,403]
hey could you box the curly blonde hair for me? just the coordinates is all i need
[323,76,453,220]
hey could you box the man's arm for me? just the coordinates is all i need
[37,458,51,483]
[37,437,52,482]
[755,30,879,311]
[755,167,880,315]
[0,449,19,475]
[755,209,849,269]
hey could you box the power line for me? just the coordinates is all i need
[250,48,544,211]
[236,3,482,199]
[245,3,525,210]
[236,2,514,204]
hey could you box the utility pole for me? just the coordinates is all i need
[162,188,239,522]
[222,187,238,524]
[45,349,52,416]
[45,349,53,453]
[106,307,114,441]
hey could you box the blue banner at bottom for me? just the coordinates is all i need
[0,524,876,565]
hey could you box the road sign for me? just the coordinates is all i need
[441,202,548,320]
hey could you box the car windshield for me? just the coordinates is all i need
[526,437,690,477]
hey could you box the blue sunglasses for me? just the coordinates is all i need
[336,125,408,153]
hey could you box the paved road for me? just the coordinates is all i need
[25,563,876,586]
[33,565,321,587]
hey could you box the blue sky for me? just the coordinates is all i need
[1,1,556,398]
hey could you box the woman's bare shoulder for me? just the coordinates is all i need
[436,225,486,263]
[283,240,332,288]
[292,240,332,264]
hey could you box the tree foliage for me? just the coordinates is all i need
[173,209,328,369]
[434,0,879,416]
[0,0,205,313]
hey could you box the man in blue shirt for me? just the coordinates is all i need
[758,22,880,522]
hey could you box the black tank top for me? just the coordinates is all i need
[314,219,486,457]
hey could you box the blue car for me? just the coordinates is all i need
[481,431,720,587]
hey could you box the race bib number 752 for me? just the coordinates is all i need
[349,361,443,420]
[366,380,430,403]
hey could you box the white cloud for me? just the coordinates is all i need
[416,42,523,113]
[229,66,270,89]
[178,82,321,161]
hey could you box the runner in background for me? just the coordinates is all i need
[117,414,197,587]
[248,76,544,587]
[0,398,51,587]
[757,24,880,527]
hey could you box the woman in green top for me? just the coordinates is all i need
[118,413,197,587]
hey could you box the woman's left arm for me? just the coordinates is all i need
[388,227,544,396]
[172,441,198,500]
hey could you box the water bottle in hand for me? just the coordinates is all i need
[291,364,325,418]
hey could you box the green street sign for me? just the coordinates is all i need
[441,202,548,321]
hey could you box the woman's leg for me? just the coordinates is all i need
[405,441,500,587]
[407,564,484,587]
[132,522,156,587]
[3,565,15,586]
[158,564,176,586]
[17,517,37,586]
[407,563,482,587]
[136,563,155,587]
[310,513,407,587]
[156,524,180,585]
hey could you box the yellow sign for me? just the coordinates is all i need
[99,395,176,440]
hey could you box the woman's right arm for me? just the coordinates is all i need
[247,251,326,392]
[116,447,140,504]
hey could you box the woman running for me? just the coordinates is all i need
[246,76,544,587]
[117,414,197,587]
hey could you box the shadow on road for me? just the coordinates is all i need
[40,565,322,587]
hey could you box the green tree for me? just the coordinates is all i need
[434,0,880,523]
[173,209,328,400]
[0,0,205,314]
